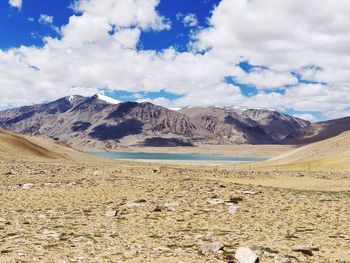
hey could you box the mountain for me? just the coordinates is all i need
[0,128,91,161]
[265,131,350,170]
[282,116,350,145]
[180,106,309,144]
[0,95,310,150]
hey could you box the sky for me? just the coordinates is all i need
[1,0,350,122]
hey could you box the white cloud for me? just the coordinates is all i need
[39,14,54,25]
[9,0,22,9]
[113,28,141,49]
[232,67,298,90]
[177,13,198,27]
[293,114,318,123]
[1,0,350,120]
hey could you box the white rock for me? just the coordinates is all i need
[235,247,259,263]
[124,201,143,208]
[105,210,118,217]
[228,205,240,214]
[21,183,34,190]
[164,201,179,208]
[200,242,223,254]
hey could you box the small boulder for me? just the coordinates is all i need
[200,241,223,254]
[235,247,259,263]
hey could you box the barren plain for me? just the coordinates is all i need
[0,156,349,263]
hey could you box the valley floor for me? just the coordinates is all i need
[0,158,349,263]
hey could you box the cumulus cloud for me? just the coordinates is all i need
[232,67,298,90]
[9,0,22,9]
[177,13,198,27]
[39,14,54,25]
[1,0,350,120]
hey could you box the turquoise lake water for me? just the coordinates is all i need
[88,151,267,162]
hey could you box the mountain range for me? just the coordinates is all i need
[0,94,347,150]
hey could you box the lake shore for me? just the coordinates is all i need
[98,144,296,158]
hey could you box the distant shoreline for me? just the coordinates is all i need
[84,144,295,158]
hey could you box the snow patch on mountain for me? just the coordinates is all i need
[96,94,120,104]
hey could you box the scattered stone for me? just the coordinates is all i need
[154,246,171,256]
[124,200,145,208]
[123,246,141,258]
[153,206,162,212]
[21,183,34,190]
[206,198,225,205]
[227,196,243,204]
[237,190,260,195]
[71,236,94,244]
[200,241,223,254]
[228,205,240,214]
[268,207,277,213]
[235,247,259,263]
[274,256,292,263]
[105,210,118,217]
[93,170,102,176]
[292,246,319,256]
[42,230,62,240]
[164,201,179,208]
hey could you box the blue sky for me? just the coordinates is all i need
[1,0,349,121]
[0,0,219,50]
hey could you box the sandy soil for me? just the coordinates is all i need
[0,157,349,263]
[117,144,296,157]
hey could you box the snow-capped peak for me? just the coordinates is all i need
[96,94,120,104]
[68,95,77,102]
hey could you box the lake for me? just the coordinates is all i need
[88,151,267,162]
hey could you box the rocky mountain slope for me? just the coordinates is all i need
[266,131,350,170]
[0,95,310,150]
[282,116,350,145]
[180,106,309,144]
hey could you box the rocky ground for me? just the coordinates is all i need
[0,158,349,263]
